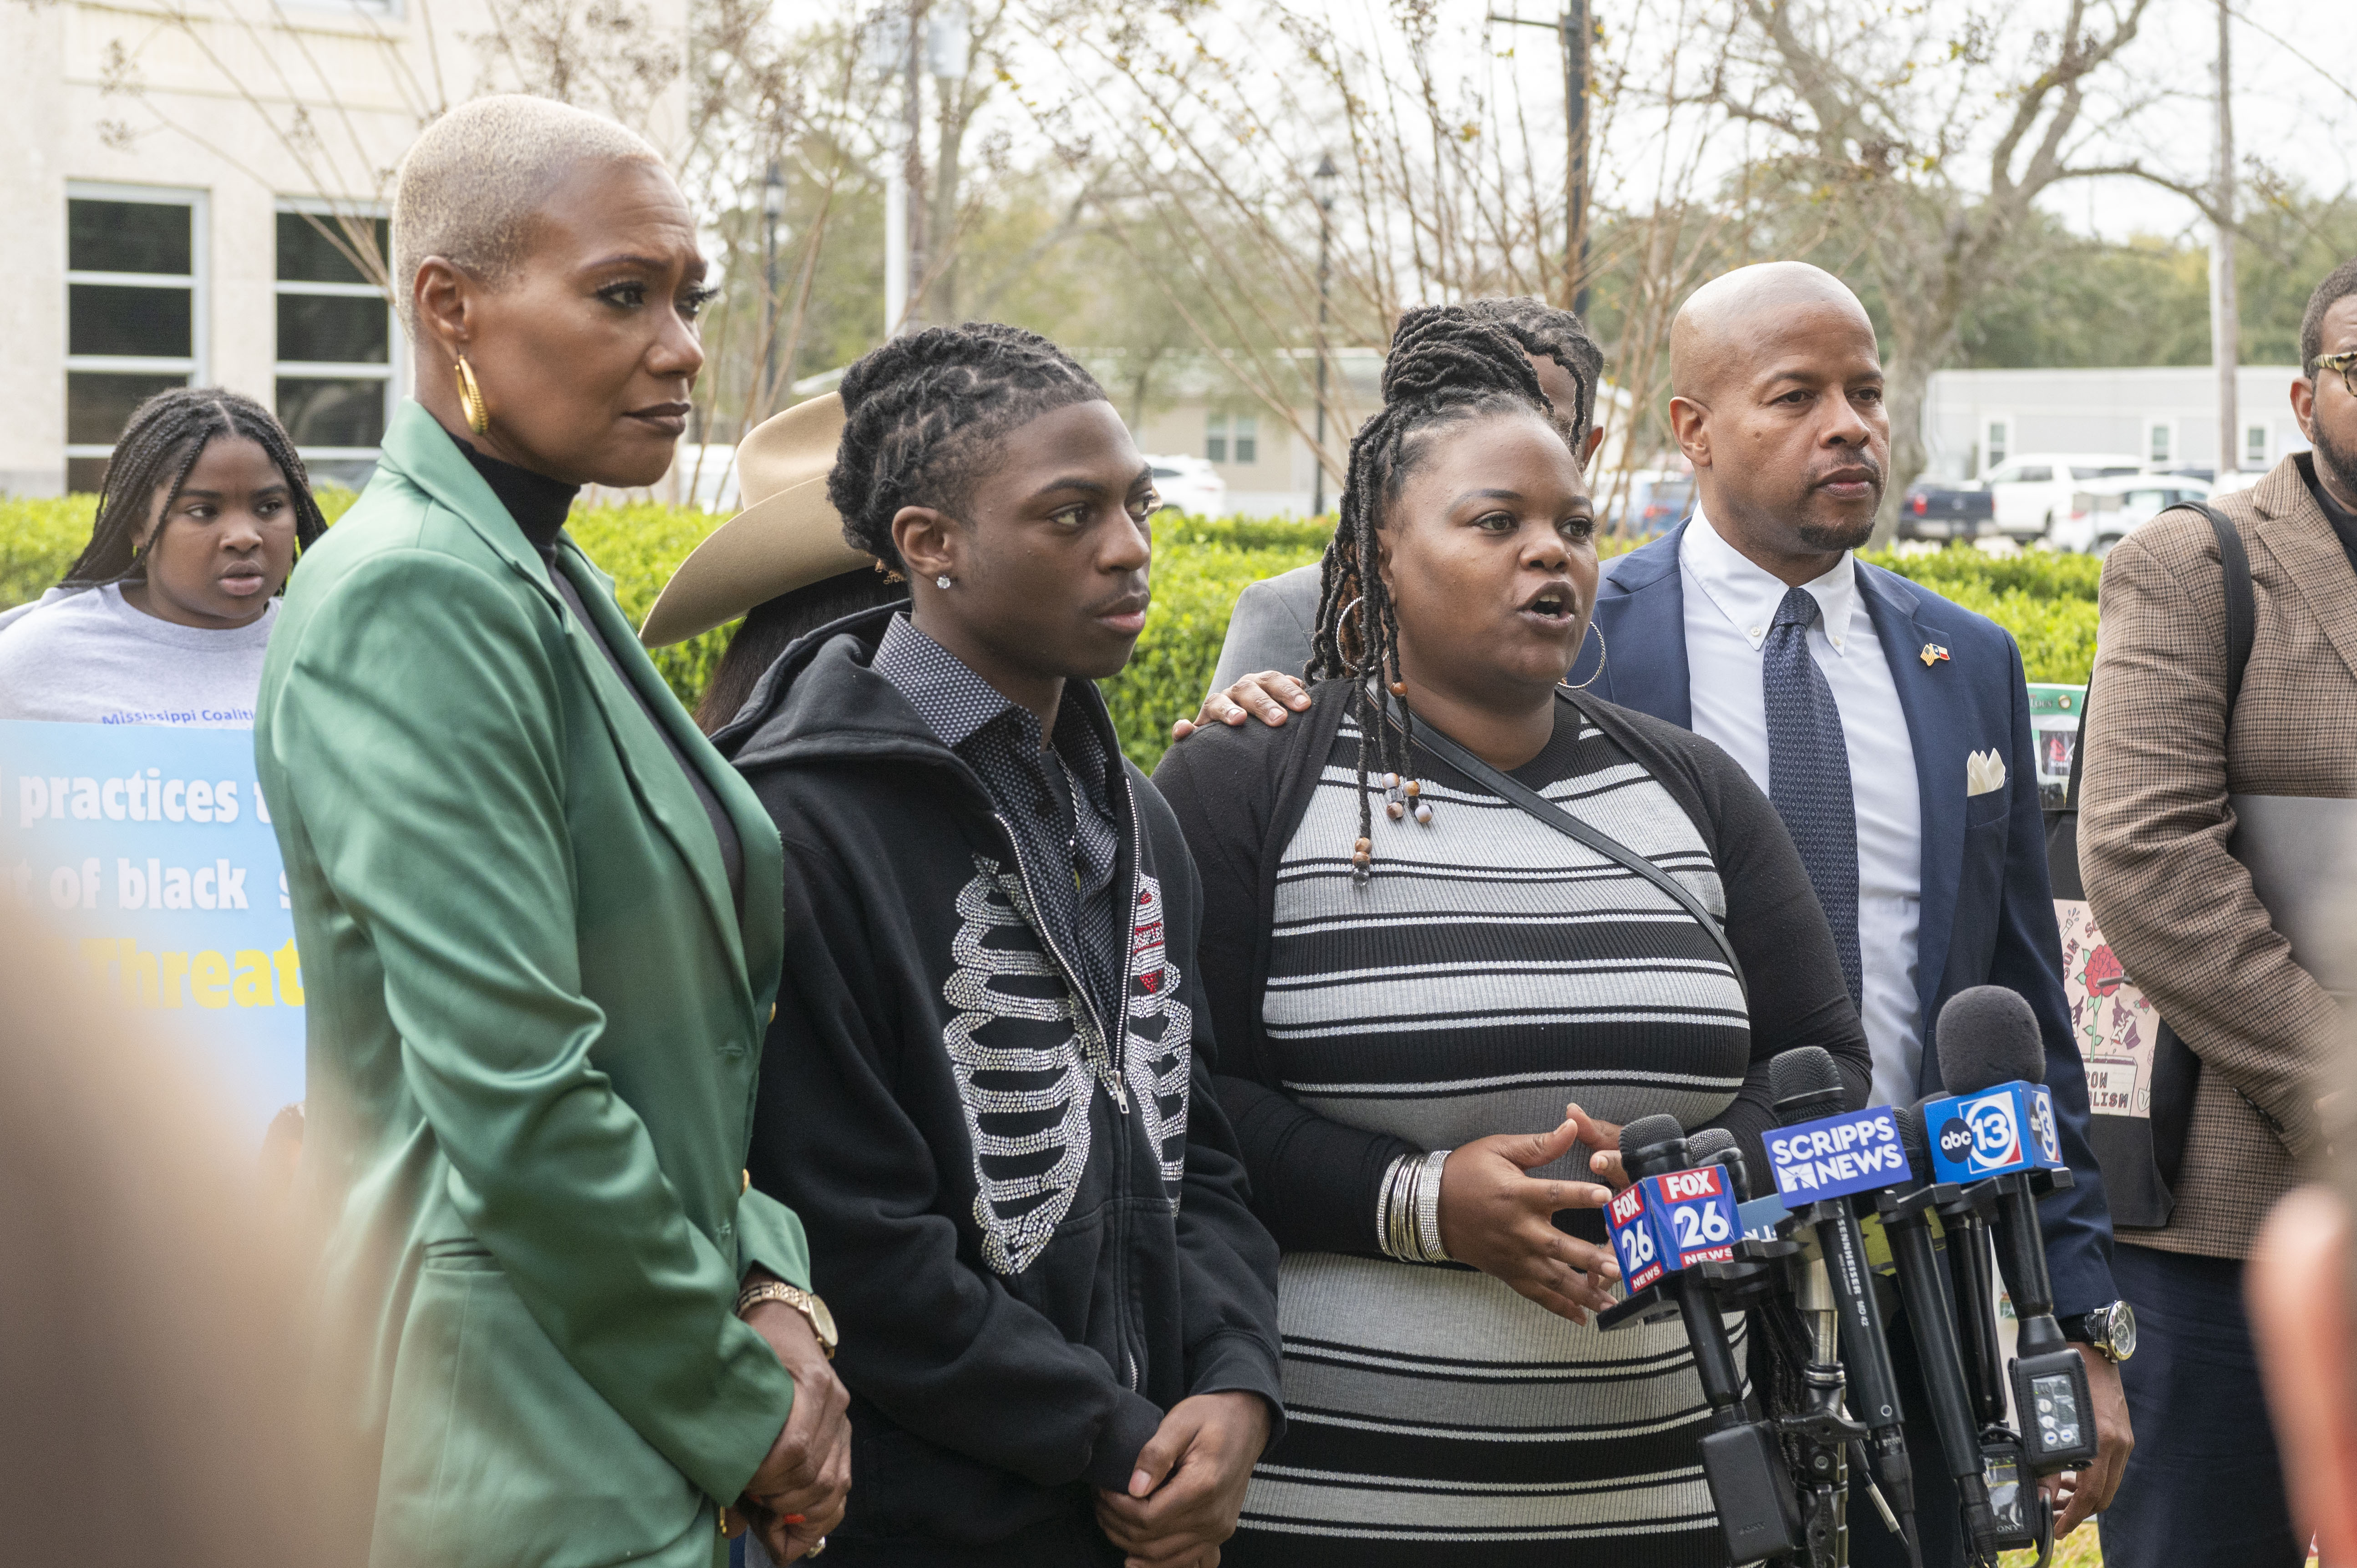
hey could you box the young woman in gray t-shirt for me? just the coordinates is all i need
[0,388,325,727]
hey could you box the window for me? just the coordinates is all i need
[1982,417,2011,473]
[2145,420,2174,467]
[2245,422,2270,468]
[276,206,396,488]
[2016,465,2053,484]
[64,186,205,492]
[1206,411,1257,466]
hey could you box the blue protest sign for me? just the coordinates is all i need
[1764,1106,1908,1203]
[1923,1083,2064,1185]
[1,720,301,1132]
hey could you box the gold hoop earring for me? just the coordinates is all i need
[454,355,491,436]
[1565,620,1608,690]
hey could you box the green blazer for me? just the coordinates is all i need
[257,401,802,1568]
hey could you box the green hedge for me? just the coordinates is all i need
[0,496,2101,766]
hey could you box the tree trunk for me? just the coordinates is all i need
[929,76,970,323]
[1873,344,1936,550]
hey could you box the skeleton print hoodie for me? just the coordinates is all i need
[718,606,1283,1565]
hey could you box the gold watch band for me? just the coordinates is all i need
[736,1279,838,1357]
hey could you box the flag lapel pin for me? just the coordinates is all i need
[1920,643,1951,667]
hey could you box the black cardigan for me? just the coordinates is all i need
[1150,680,1873,1254]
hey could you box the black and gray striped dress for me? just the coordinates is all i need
[1153,684,1868,1568]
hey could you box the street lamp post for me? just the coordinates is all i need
[1311,153,1339,518]
[762,159,784,416]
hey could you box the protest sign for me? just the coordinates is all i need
[0,719,301,1132]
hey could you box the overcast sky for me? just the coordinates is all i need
[796,0,2357,247]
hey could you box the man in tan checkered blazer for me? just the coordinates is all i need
[2080,254,2357,1568]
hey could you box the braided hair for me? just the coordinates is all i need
[828,323,1107,570]
[1463,298,1605,453]
[61,387,328,591]
[1311,311,1577,880]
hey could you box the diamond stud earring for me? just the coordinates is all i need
[935,575,953,589]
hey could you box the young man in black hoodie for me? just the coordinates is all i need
[719,324,1283,1568]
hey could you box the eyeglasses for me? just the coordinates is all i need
[2316,351,2357,398]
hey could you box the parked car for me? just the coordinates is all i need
[1143,454,1228,518]
[2047,474,2214,557]
[1895,479,1994,541]
[1982,453,2146,539]
[1605,470,1695,536]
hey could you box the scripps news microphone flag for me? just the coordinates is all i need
[1,720,302,1130]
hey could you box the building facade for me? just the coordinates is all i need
[0,0,686,497]
[1122,347,1646,519]
[1921,364,2314,482]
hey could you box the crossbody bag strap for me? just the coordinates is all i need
[1404,697,1748,1004]
[2063,501,2255,811]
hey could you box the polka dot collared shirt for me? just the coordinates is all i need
[872,613,1128,1040]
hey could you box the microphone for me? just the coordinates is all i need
[1610,1115,1803,1563]
[1770,1047,1919,1548]
[1686,1126,1749,1201]
[1930,987,2097,1477]
[1883,1106,2004,1565]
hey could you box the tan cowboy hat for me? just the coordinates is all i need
[639,392,871,647]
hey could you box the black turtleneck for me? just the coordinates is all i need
[2296,452,2357,578]
[458,438,580,559]
[455,436,746,914]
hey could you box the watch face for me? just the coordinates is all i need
[805,1290,840,1349]
[2106,1299,2137,1360]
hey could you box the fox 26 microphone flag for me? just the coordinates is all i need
[1,721,303,1133]
[1606,1164,1739,1293]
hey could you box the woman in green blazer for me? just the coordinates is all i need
[255,97,847,1568]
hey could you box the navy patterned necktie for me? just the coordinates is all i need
[1763,585,1862,1005]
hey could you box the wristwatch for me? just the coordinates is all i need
[2058,1299,2137,1363]
[737,1279,840,1359]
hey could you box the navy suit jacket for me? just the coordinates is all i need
[1572,525,2116,1315]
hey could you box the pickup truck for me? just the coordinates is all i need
[1895,480,1994,541]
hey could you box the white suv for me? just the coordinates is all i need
[1981,453,2145,539]
[1144,454,1229,518]
[2047,475,2214,558]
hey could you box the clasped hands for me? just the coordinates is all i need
[723,1274,853,1563]
[1094,1390,1273,1568]
[1435,1102,1630,1326]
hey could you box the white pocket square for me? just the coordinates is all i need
[1966,749,2007,797]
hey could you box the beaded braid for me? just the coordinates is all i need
[61,387,328,590]
[1306,314,1574,882]
[828,322,1107,569]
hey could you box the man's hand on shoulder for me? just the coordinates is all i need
[1093,1390,1272,1568]
[1170,673,1311,742]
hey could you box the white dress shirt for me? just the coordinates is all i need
[1679,508,1926,1107]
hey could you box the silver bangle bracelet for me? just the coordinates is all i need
[1377,1150,1454,1264]
[1416,1149,1453,1263]
[1377,1152,1416,1261]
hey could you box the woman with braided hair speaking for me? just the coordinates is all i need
[1151,308,1870,1566]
